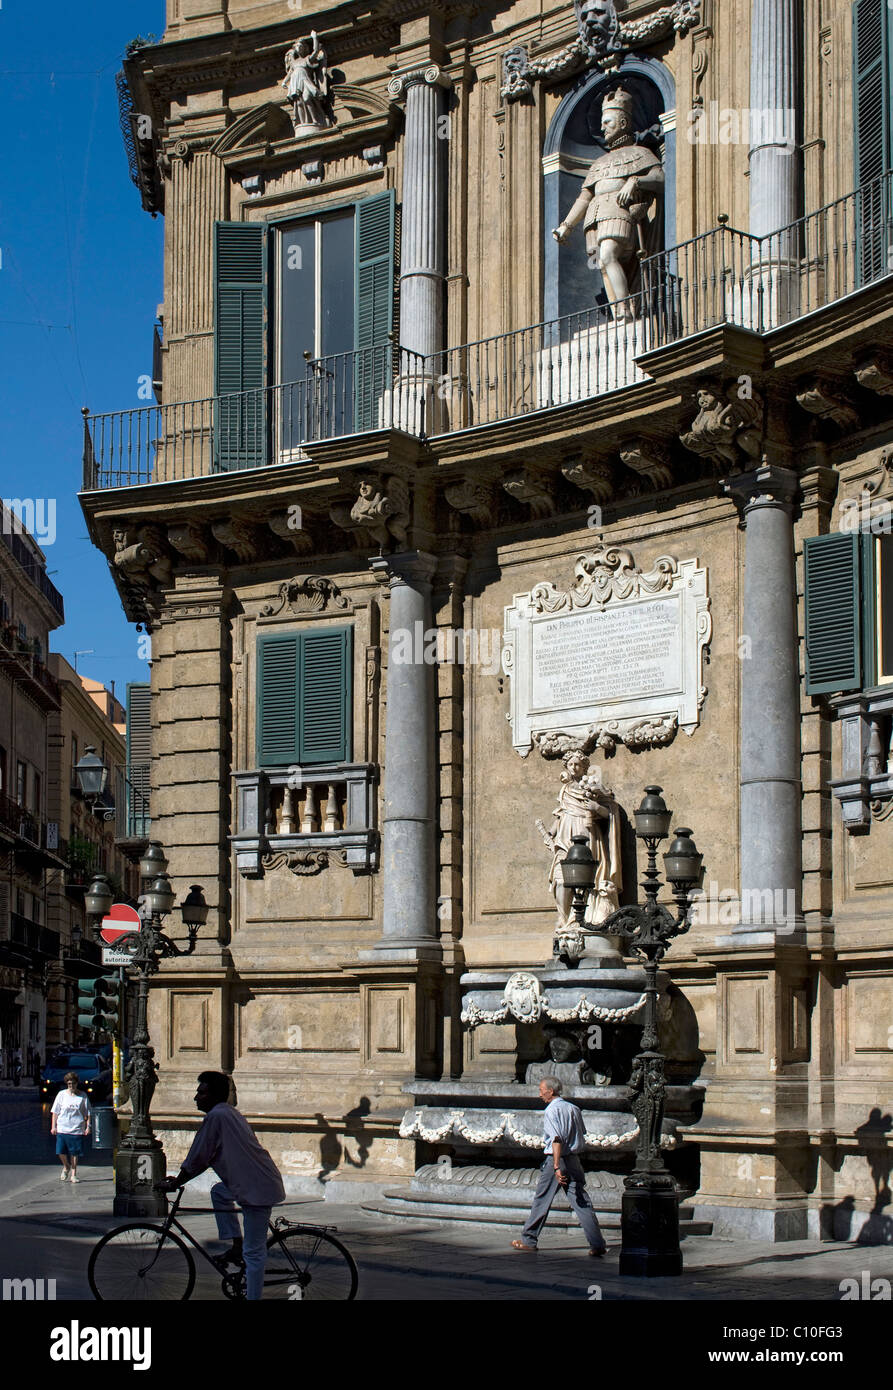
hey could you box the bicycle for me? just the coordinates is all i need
[87,1185,358,1300]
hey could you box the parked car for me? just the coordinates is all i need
[39,1051,113,1103]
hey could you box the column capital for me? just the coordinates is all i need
[722,464,799,515]
[371,550,437,589]
[387,65,452,103]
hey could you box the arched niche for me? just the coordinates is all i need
[542,56,676,323]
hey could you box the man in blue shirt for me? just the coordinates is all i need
[511,1077,607,1255]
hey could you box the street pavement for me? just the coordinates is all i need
[3,1092,893,1302]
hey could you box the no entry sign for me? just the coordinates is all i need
[100,903,142,946]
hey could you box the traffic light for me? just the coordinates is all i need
[77,976,120,1032]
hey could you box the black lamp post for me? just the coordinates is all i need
[598,786,703,1277]
[556,835,597,966]
[84,843,208,1217]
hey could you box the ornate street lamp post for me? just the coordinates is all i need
[85,843,208,1217]
[559,787,702,1277]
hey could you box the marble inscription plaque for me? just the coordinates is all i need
[502,548,711,757]
[531,598,682,711]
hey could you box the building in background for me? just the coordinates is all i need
[0,506,65,1080]
[45,656,140,1051]
[78,0,893,1240]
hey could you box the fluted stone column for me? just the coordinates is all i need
[387,66,450,362]
[726,466,802,937]
[748,0,800,251]
[368,552,439,958]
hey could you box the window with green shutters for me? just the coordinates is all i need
[853,0,893,281]
[214,222,268,470]
[354,190,395,430]
[257,627,352,767]
[804,534,863,694]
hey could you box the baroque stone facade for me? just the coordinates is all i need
[80,0,893,1239]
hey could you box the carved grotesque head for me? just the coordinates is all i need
[697,387,720,411]
[579,0,621,53]
[544,1027,581,1063]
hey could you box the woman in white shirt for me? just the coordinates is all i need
[50,1072,92,1183]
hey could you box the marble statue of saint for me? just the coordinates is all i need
[282,32,335,134]
[540,751,622,930]
[552,87,664,319]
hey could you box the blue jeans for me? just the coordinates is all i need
[210,1182,271,1301]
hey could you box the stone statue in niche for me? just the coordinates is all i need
[552,87,664,319]
[282,32,335,136]
[525,1025,612,1088]
[538,751,622,930]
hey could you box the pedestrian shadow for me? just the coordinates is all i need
[316,1097,372,1179]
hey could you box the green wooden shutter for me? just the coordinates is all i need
[257,634,300,767]
[854,0,892,281]
[214,222,268,470]
[126,682,151,837]
[804,533,862,694]
[354,190,395,430]
[299,627,352,764]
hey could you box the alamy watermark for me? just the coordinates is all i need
[686,103,796,152]
[2,498,56,546]
[689,882,797,930]
[391,622,502,676]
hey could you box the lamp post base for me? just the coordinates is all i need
[618,1183,682,1277]
[113,1145,168,1218]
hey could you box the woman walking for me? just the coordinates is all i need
[51,1071,92,1183]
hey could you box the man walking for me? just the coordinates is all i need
[511,1077,607,1255]
[160,1071,285,1300]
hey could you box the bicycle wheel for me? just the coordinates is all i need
[264,1226,358,1300]
[88,1224,196,1301]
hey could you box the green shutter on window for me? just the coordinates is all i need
[804,533,862,695]
[853,0,892,280]
[300,627,352,764]
[354,190,395,430]
[257,634,299,767]
[214,222,268,470]
[257,628,352,767]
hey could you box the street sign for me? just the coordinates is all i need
[102,946,135,966]
[100,903,141,946]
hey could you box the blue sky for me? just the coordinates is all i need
[0,1,165,694]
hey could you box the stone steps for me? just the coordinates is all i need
[364,1190,713,1236]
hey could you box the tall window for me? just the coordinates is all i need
[212,191,395,471]
[854,0,893,280]
[16,760,26,807]
[0,745,6,795]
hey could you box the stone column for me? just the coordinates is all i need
[726,466,802,937]
[387,66,451,362]
[748,0,800,251]
[368,552,439,958]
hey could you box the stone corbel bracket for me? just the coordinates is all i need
[795,374,860,431]
[503,546,711,757]
[561,455,614,504]
[855,352,893,398]
[443,478,500,529]
[503,465,556,520]
[210,514,267,564]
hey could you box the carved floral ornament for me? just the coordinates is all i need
[503,545,711,758]
[502,0,701,101]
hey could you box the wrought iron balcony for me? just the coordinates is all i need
[0,620,61,709]
[8,912,60,960]
[82,344,428,490]
[113,763,151,855]
[0,523,64,620]
[80,176,893,487]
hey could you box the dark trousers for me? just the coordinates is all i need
[521,1154,606,1250]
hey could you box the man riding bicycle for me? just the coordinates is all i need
[159,1071,285,1300]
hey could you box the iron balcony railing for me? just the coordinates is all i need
[9,912,60,959]
[81,175,893,483]
[427,172,893,433]
[0,523,64,619]
[83,344,428,490]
